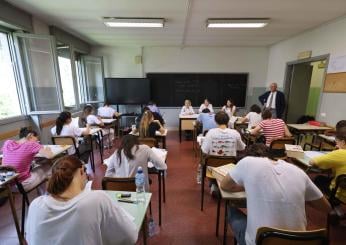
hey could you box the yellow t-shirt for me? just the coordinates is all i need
[313,149,346,203]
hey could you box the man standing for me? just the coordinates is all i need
[220,144,331,245]
[258,83,285,119]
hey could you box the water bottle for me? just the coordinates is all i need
[148,217,157,237]
[135,166,146,203]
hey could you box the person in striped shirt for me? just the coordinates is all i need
[250,109,291,146]
[1,128,53,192]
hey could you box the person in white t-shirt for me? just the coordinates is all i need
[51,111,90,157]
[26,156,138,245]
[220,143,331,245]
[239,104,262,129]
[104,135,167,191]
[202,111,246,156]
[180,99,195,115]
[221,99,236,118]
[199,99,214,113]
[97,102,120,118]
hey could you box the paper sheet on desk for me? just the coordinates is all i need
[305,151,326,159]
[148,147,167,168]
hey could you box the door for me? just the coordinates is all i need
[286,63,313,123]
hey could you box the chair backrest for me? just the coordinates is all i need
[138,137,158,148]
[256,227,328,245]
[205,155,237,168]
[329,174,346,205]
[270,137,296,150]
[51,136,78,154]
[102,177,136,191]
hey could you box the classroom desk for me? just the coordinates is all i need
[101,118,117,147]
[216,180,246,245]
[318,134,336,146]
[0,172,24,245]
[36,145,72,158]
[179,114,198,142]
[106,191,152,245]
[287,124,332,144]
[130,129,168,149]
[80,127,103,171]
[290,151,329,174]
[148,147,168,226]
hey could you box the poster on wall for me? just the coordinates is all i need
[324,54,346,93]
[327,55,346,73]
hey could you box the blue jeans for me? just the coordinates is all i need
[228,207,247,245]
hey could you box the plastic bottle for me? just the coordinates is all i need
[135,166,146,203]
[148,217,157,237]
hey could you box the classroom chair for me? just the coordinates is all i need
[328,174,346,228]
[256,227,328,245]
[269,137,296,159]
[51,136,95,172]
[101,177,136,191]
[200,155,237,211]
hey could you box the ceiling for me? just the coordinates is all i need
[8,0,346,47]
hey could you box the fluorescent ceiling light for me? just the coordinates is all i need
[207,18,269,28]
[103,17,164,28]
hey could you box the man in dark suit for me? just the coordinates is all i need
[258,83,285,119]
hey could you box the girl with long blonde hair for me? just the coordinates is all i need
[139,110,165,138]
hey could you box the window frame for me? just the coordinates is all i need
[0,27,27,123]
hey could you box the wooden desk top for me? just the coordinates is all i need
[80,127,102,135]
[36,145,72,159]
[293,151,327,167]
[287,124,331,131]
[0,172,19,187]
[179,114,199,119]
[216,180,246,200]
[130,128,168,137]
[101,118,117,124]
[318,134,336,143]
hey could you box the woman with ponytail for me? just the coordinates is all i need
[79,105,104,127]
[139,110,165,138]
[26,156,138,245]
[51,111,90,155]
[1,127,53,192]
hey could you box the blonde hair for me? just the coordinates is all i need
[139,111,154,137]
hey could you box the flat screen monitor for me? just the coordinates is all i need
[104,78,150,104]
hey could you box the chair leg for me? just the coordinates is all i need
[201,165,206,211]
[162,171,166,203]
[216,193,221,237]
[21,195,26,237]
[149,201,152,216]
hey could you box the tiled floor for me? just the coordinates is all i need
[0,131,345,244]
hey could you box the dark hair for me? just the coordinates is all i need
[250,104,261,114]
[47,155,83,195]
[142,106,150,112]
[215,111,230,125]
[148,101,155,105]
[104,101,110,107]
[202,108,210,113]
[79,105,94,127]
[19,127,38,138]
[225,99,235,109]
[56,111,72,135]
[336,120,346,130]
[116,135,139,165]
[246,143,272,159]
[262,109,272,120]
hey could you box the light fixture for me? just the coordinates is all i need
[103,17,165,28]
[207,18,269,28]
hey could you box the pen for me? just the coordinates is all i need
[118,199,137,204]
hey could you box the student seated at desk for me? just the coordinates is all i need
[220,143,331,245]
[199,99,214,113]
[250,109,291,146]
[26,155,138,245]
[310,120,346,203]
[180,99,195,115]
[97,102,120,118]
[1,128,53,192]
[51,111,90,159]
[104,135,167,191]
[239,104,262,129]
[221,99,236,118]
[197,108,217,134]
[139,110,165,138]
[136,106,165,129]
[80,105,104,127]
[201,111,246,156]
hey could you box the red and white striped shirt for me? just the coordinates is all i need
[1,140,42,182]
[258,119,285,146]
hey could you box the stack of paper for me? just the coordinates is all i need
[210,163,236,182]
[285,144,304,158]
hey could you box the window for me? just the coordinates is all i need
[82,55,104,103]
[74,52,87,104]
[0,32,22,119]
[14,33,63,114]
[57,45,77,108]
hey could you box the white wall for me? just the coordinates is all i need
[91,46,269,128]
[267,16,346,125]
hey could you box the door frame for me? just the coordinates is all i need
[283,54,330,121]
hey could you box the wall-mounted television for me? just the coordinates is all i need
[104,78,150,104]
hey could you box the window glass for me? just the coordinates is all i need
[0,32,22,119]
